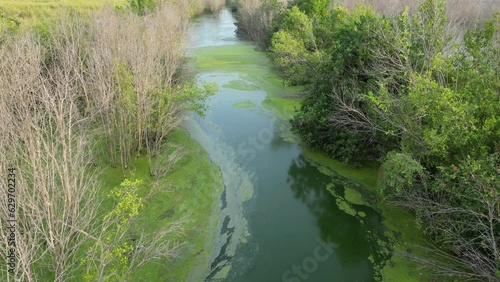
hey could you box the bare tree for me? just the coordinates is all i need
[237,0,288,47]
[0,3,198,280]
[395,167,499,281]
[88,3,190,172]
[0,29,100,281]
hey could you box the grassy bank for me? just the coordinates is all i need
[96,129,223,281]
[0,0,125,25]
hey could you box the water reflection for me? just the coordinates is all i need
[190,9,239,49]
[287,155,397,281]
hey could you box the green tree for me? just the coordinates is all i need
[84,179,144,282]
[271,7,321,85]
[293,0,330,18]
[290,5,389,163]
[377,151,425,198]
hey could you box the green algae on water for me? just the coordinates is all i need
[183,116,254,281]
[261,96,302,121]
[336,196,357,217]
[224,80,260,91]
[305,150,431,282]
[344,186,366,206]
[276,120,299,143]
[327,184,363,218]
[193,44,302,97]
[232,100,256,108]
[213,265,231,280]
[303,149,379,189]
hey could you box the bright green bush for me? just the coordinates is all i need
[377,151,424,197]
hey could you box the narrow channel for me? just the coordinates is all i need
[185,9,399,282]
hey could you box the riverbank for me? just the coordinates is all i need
[235,1,500,280]
[97,128,224,281]
[0,2,227,281]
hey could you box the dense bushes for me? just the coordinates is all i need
[235,0,499,279]
[290,6,393,163]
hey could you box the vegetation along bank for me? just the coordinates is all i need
[0,0,226,281]
[232,0,499,280]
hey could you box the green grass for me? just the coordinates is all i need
[92,129,223,282]
[149,129,223,281]
[0,0,126,26]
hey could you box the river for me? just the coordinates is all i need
[184,9,408,282]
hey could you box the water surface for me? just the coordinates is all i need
[186,9,398,282]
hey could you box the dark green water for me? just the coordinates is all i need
[185,9,401,282]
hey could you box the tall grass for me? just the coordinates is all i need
[0,0,126,23]
[0,0,225,28]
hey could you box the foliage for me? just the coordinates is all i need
[0,13,19,44]
[408,0,447,71]
[377,151,424,197]
[292,0,330,18]
[411,155,499,280]
[255,0,500,278]
[271,30,310,84]
[172,81,218,116]
[129,0,156,15]
[84,179,144,282]
[270,6,322,85]
[104,179,144,229]
[113,62,138,169]
[276,6,315,48]
[289,5,388,163]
